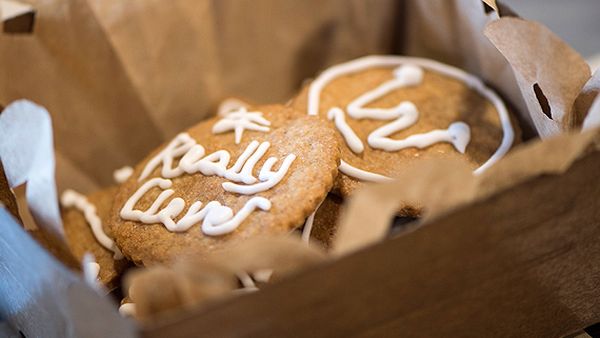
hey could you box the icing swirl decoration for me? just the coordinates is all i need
[61,189,124,259]
[212,107,271,144]
[307,55,514,181]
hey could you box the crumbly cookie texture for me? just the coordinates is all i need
[62,186,129,289]
[110,105,340,266]
[292,66,520,205]
[309,194,343,249]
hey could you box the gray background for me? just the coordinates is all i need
[503,0,600,59]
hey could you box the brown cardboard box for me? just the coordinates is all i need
[1,0,600,337]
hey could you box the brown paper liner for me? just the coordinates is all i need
[126,236,326,320]
[1,165,81,270]
[484,17,591,136]
[333,128,600,256]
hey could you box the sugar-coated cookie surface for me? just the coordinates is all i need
[291,56,518,208]
[110,105,340,265]
[61,186,128,289]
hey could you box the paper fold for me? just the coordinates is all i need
[333,129,599,256]
[126,236,326,320]
[0,100,63,239]
[484,17,591,137]
[580,70,600,131]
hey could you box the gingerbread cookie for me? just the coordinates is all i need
[60,186,129,289]
[303,194,343,249]
[110,105,340,266]
[28,228,81,271]
[292,56,518,208]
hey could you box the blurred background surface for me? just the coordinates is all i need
[504,0,600,67]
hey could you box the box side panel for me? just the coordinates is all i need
[143,149,600,337]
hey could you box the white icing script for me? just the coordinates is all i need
[61,189,124,259]
[138,133,295,195]
[308,56,515,181]
[327,107,364,154]
[122,132,296,236]
[120,177,271,234]
[212,107,271,144]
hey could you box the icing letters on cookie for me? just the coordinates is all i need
[222,153,296,195]
[61,189,124,259]
[120,177,271,234]
[327,107,364,153]
[139,134,296,195]
[212,107,271,144]
[202,197,271,236]
[139,133,195,181]
[122,132,296,236]
[308,56,514,180]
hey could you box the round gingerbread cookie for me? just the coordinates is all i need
[110,105,340,266]
[61,186,128,289]
[291,56,519,209]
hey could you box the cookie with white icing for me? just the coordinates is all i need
[109,105,340,266]
[292,55,519,213]
[61,186,129,289]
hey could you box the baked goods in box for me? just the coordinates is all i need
[109,104,340,265]
[291,56,520,215]
[70,54,522,291]
[11,54,523,320]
